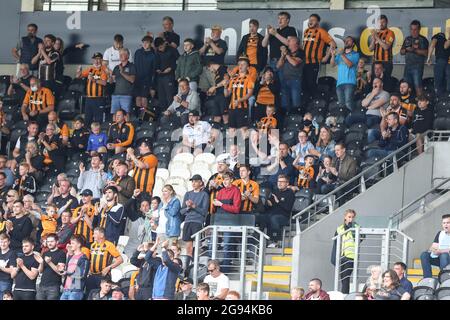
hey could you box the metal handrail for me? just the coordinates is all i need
[292,130,433,223]
[191,225,269,300]
[389,177,450,227]
[291,130,450,234]
[332,227,414,242]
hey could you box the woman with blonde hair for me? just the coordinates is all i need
[310,126,336,160]
[362,265,383,299]
[160,184,181,242]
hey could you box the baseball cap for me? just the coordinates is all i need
[189,110,200,117]
[211,25,223,31]
[81,189,93,197]
[92,52,103,59]
[181,277,193,284]
[190,174,203,181]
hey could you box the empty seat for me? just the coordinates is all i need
[292,196,311,213]
[155,168,170,181]
[194,153,216,166]
[439,269,450,284]
[211,213,256,227]
[172,152,194,165]
[135,129,154,143]
[435,287,450,300]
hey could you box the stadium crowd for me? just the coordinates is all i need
[0,11,448,300]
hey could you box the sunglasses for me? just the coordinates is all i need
[7,194,15,197]
[207,268,215,273]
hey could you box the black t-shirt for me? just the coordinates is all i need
[214,65,228,95]
[432,33,450,61]
[30,154,45,172]
[269,26,298,60]
[54,195,78,212]
[163,31,181,48]
[203,39,228,65]
[40,249,66,287]
[0,249,17,282]
[14,253,39,291]
[9,215,33,250]
[12,75,31,103]
[375,286,406,300]
[412,105,434,134]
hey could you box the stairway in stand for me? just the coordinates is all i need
[245,248,293,300]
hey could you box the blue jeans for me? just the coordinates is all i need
[281,78,302,113]
[221,232,237,271]
[366,148,392,159]
[367,128,381,144]
[111,95,133,114]
[403,64,424,91]
[268,214,290,242]
[269,58,284,84]
[447,65,450,93]
[345,113,381,128]
[0,280,12,297]
[434,58,448,96]
[336,84,356,111]
[60,290,84,300]
[420,251,450,278]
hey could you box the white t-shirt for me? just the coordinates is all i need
[154,208,167,234]
[103,46,134,72]
[182,121,212,147]
[204,273,230,298]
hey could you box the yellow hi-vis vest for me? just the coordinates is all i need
[336,223,359,260]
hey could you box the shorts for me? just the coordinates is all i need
[182,222,203,242]
[134,82,151,98]
[205,94,227,117]
[228,108,250,129]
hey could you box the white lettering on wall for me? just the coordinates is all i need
[66,11,81,30]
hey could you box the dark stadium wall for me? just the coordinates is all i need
[0,0,21,63]
[10,9,450,65]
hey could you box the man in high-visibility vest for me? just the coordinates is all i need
[332,209,359,294]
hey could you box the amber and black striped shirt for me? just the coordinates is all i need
[90,240,120,274]
[232,179,260,212]
[81,66,108,98]
[133,153,158,195]
[23,87,55,112]
[207,173,224,214]
[374,29,395,62]
[296,166,315,189]
[303,27,333,64]
[72,204,97,244]
[227,73,255,110]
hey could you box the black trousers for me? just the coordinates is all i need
[157,75,176,109]
[340,256,354,294]
[13,290,36,300]
[302,63,320,100]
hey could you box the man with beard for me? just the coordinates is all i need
[32,34,62,95]
[94,186,125,245]
[35,233,66,300]
[180,110,213,155]
[12,121,39,171]
[21,78,55,130]
[12,23,43,76]
[11,238,40,300]
[369,15,395,77]
[331,36,360,112]
[302,13,336,100]
[71,189,97,245]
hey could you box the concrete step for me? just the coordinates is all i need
[247,280,290,293]
[270,255,292,267]
[263,265,292,273]
[407,268,439,277]
[265,247,292,255]
[265,292,291,300]
[246,273,291,285]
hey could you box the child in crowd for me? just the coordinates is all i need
[412,95,434,154]
[13,162,37,197]
[356,57,368,96]
[69,116,90,156]
[87,122,108,156]
[142,196,162,243]
[257,105,278,133]
[293,155,315,191]
[40,204,60,240]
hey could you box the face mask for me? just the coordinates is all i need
[303,119,312,127]
[31,85,38,92]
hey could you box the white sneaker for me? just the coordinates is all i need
[267,242,278,248]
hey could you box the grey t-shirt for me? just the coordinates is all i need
[366,90,390,117]
[180,190,209,224]
[113,61,136,96]
[281,50,305,81]
[402,35,429,66]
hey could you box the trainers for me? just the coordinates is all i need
[267,242,279,248]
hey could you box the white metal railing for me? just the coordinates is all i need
[292,130,450,238]
[389,177,450,228]
[192,225,269,300]
[332,227,413,292]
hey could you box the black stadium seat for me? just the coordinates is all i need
[135,129,155,143]
[282,131,296,146]
[433,117,450,130]
[0,75,10,97]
